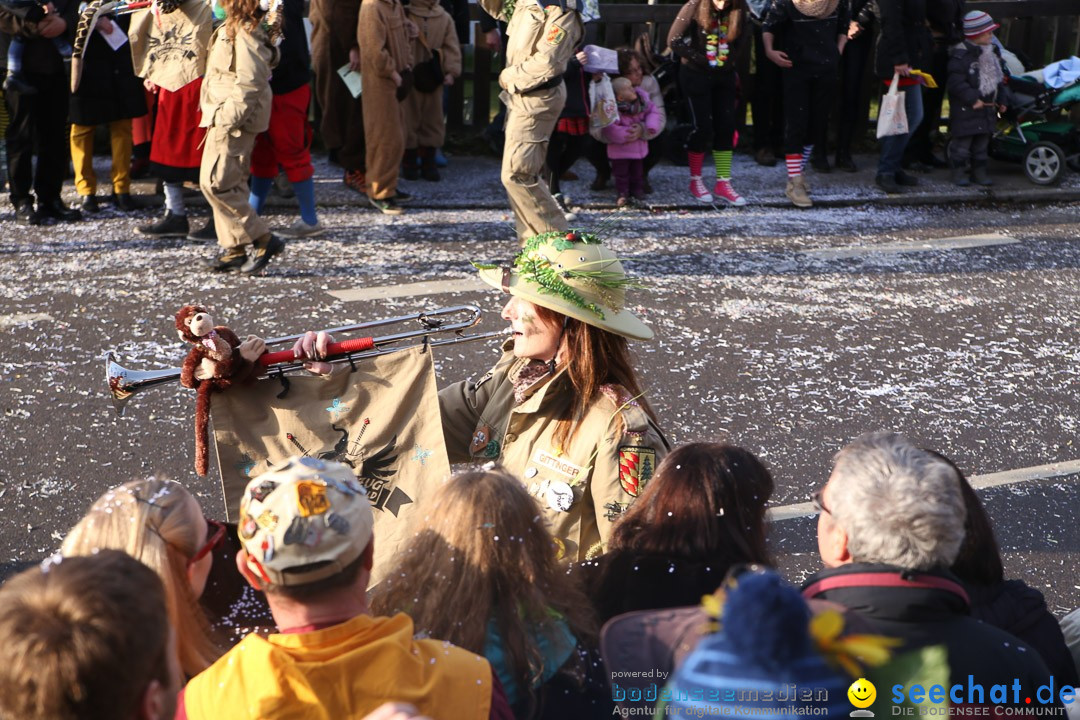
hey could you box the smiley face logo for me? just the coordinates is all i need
[848,678,876,710]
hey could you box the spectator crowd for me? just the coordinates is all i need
[5,432,1080,720]
[0,0,1040,250]
[1,1,1078,716]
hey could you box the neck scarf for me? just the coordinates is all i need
[791,0,839,19]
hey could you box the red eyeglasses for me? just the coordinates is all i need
[189,518,226,567]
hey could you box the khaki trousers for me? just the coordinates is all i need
[199,126,270,249]
[70,120,133,196]
[362,76,404,200]
[501,83,567,244]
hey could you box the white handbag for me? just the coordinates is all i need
[876,72,910,139]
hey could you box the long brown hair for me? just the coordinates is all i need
[221,0,262,40]
[611,443,773,563]
[694,0,743,41]
[534,305,656,450]
[372,468,596,712]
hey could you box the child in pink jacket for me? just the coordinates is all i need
[602,77,663,207]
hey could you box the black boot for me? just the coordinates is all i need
[971,161,993,186]
[951,161,971,187]
[420,147,441,181]
[402,149,420,181]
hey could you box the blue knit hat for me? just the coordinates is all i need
[662,570,852,719]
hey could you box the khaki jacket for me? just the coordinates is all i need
[498,3,582,95]
[199,23,280,133]
[405,0,463,79]
[358,0,413,79]
[440,344,670,561]
[128,0,213,92]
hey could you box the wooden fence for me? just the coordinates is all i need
[446,0,1080,132]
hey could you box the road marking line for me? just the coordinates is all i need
[0,313,53,331]
[768,458,1080,521]
[801,233,1018,260]
[329,278,486,302]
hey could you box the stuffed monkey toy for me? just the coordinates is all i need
[175,305,256,476]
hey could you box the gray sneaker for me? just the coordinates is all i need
[278,218,325,238]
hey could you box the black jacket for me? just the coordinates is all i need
[966,580,1080,690]
[762,0,849,70]
[577,550,730,625]
[270,0,311,95]
[558,58,588,120]
[803,564,1061,707]
[946,40,1010,137]
[867,0,931,78]
[0,0,76,75]
[926,0,964,44]
[70,13,146,126]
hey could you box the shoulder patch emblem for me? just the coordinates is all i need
[618,445,656,497]
[545,23,566,46]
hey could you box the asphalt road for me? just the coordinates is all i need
[2,194,1079,613]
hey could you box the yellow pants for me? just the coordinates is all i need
[70,120,133,196]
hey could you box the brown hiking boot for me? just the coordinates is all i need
[785,175,812,208]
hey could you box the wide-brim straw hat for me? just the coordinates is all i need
[476,231,654,341]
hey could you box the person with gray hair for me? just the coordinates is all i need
[822,430,966,570]
[803,432,1062,711]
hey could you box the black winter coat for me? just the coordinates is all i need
[576,550,730,625]
[966,580,1080,690]
[926,0,964,44]
[870,0,930,79]
[803,563,1061,708]
[270,0,311,95]
[946,40,1010,137]
[69,14,146,126]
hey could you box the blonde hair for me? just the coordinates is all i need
[372,468,596,713]
[61,477,221,678]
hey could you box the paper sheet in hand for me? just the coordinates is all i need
[582,44,618,74]
[99,21,129,51]
[338,63,363,98]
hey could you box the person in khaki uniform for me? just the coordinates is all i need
[358,0,413,215]
[402,0,462,181]
[199,1,284,274]
[439,231,670,561]
[478,0,583,244]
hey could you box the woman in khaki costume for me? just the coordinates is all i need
[440,232,669,561]
[293,233,667,561]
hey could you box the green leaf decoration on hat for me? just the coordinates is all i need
[508,230,646,320]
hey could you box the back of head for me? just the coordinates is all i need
[0,551,174,720]
[61,476,217,677]
[829,432,966,571]
[373,466,596,706]
[611,442,773,564]
[237,457,375,598]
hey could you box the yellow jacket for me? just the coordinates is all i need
[184,613,493,720]
[440,344,670,561]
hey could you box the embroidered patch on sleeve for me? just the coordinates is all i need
[618,445,656,497]
[545,23,566,46]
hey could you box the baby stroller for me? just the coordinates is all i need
[989,73,1080,185]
